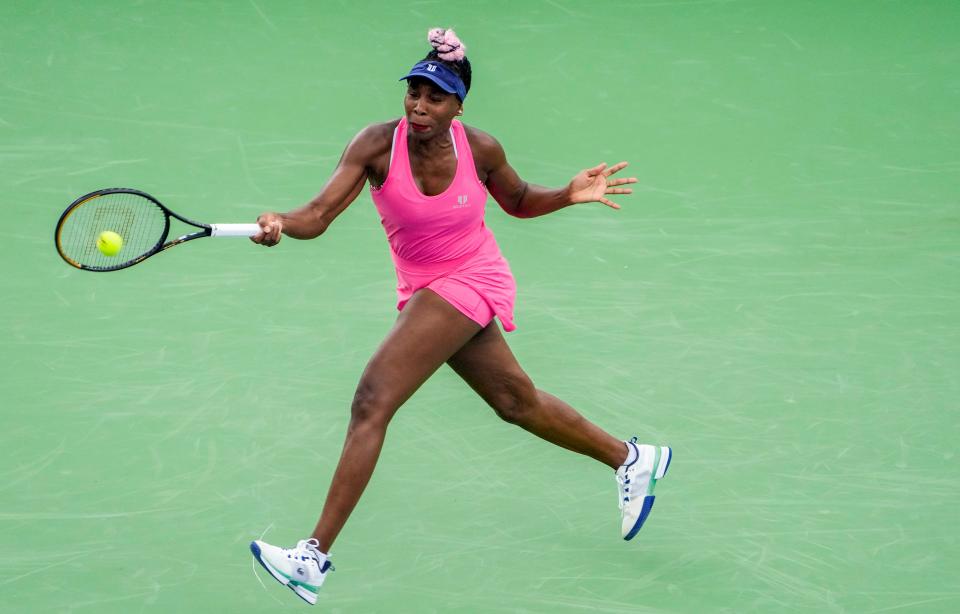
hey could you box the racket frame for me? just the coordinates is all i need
[55,187,235,272]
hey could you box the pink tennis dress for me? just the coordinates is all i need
[370,117,517,331]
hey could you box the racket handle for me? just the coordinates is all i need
[210,223,262,237]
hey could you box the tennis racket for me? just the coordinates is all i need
[55,188,261,272]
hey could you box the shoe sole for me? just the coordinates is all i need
[250,541,319,605]
[624,446,672,541]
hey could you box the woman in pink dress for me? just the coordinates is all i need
[248,28,672,605]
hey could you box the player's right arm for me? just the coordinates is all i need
[252,123,392,245]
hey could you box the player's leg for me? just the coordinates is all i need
[309,289,482,551]
[252,289,483,603]
[446,322,672,541]
[446,322,627,469]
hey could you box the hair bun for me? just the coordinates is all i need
[427,27,466,62]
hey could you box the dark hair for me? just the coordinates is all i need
[422,49,472,95]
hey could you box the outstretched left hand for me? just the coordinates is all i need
[567,161,637,210]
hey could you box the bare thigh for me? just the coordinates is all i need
[445,322,537,418]
[351,288,484,423]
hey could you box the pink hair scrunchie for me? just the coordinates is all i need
[427,27,466,62]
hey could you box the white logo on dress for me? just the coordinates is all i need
[426,64,437,72]
[454,194,469,208]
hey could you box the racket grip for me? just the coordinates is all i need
[210,223,262,237]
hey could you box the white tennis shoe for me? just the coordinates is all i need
[250,538,333,605]
[617,437,672,540]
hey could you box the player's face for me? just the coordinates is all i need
[404,78,462,139]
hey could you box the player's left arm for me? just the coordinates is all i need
[471,128,637,218]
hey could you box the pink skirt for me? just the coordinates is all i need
[391,236,517,332]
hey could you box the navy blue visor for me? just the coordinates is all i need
[400,60,467,101]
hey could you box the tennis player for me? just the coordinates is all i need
[248,28,672,605]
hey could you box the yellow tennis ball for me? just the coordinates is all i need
[97,231,123,257]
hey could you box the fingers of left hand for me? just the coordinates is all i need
[605,187,633,195]
[602,161,629,177]
[606,177,637,187]
[586,162,608,177]
[600,197,621,209]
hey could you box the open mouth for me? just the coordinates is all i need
[409,122,430,132]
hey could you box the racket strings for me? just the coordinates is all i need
[58,192,167,270]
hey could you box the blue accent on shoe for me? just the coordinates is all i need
[663,447,673,477]
[623,495,656,541]
[250,541,286,586]
[623,441,640,469]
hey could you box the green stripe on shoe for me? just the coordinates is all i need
[290,580,320,592]
[259,558,293,581]
[263,561,293,581]
[263,563,320,592]
[647,447,661,496]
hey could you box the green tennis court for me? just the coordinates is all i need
[3,1,958,611]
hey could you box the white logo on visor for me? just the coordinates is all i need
[426,64,437,72]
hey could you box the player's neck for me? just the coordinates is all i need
[407,128,454,158]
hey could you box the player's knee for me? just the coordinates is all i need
[489,374,537,425]
[350,382,393,428]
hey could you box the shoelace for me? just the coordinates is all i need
[616,472,632,511]
[616,436,639,511]
[288,538,335,573]
[287,539,321,565]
